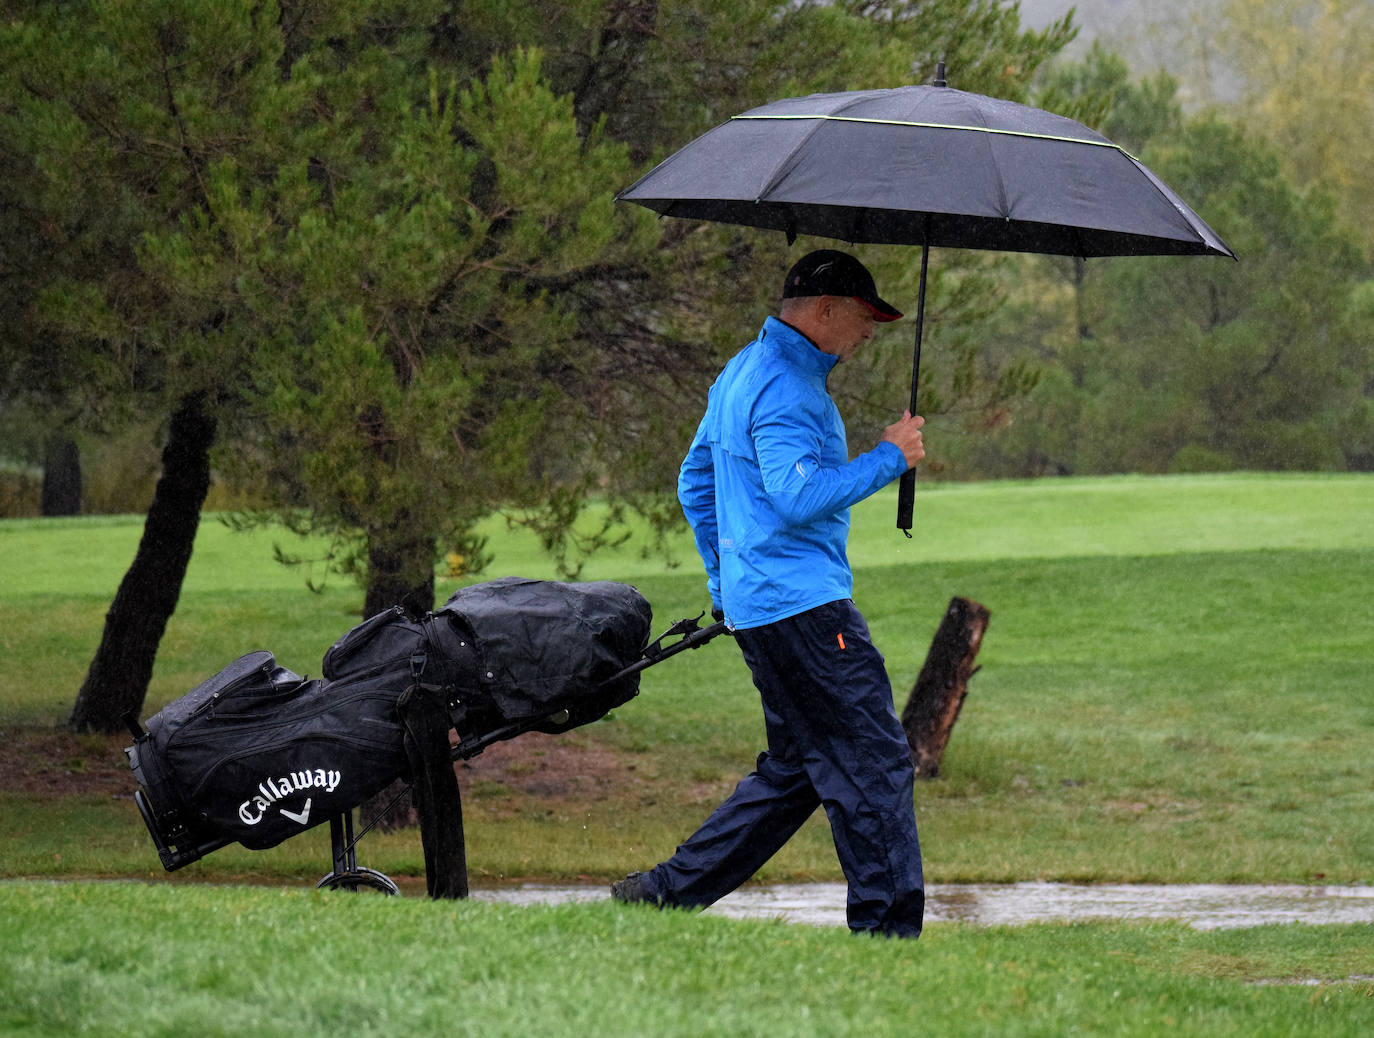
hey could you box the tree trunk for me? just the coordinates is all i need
[362,527,436,621]
[357,525,437,831]
[69,393,216,733]
[40,434,82,516]
[900,596,990,778]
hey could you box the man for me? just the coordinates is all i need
[612,250,928,938]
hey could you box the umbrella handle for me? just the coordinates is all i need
[896,470,917,534]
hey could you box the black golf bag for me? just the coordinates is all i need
[125,577,705,891]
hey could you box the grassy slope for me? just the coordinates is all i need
[1,473,1372,884]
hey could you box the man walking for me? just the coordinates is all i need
[613,250,927,938]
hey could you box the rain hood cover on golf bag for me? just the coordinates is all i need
[435,577,653,733]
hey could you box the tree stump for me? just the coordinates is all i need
[900,596,990,778]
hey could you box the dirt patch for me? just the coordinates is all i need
[0,724,661,809]
[456,731,666,812]
[0,726,136,799]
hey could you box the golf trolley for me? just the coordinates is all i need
[125,577,727,896]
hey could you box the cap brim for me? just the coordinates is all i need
[858,297,903,322]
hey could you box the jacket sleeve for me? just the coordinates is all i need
[752,377,907,525]
[677,413,722,609]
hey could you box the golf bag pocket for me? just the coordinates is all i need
[322,605,425,681]
[127,652,411,859]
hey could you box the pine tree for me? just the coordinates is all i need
[1,0,1077,730]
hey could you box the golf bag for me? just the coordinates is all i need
[126,577,656,874]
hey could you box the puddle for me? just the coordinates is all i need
[470,882,1374,930]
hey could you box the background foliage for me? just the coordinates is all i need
[2,0,1371,566]
[0,0,1079,549]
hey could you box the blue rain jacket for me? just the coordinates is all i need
[678,317,907,630]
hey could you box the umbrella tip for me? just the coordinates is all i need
[934,60,947,87]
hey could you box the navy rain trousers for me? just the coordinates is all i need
[641,599,924,937]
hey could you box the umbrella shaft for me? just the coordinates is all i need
[908,241,929,413]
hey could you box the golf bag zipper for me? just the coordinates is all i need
[185,726,403,804]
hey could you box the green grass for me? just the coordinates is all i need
[1,881,1371,1038]
[3,474,1372,1037]
[2,473,1373,886]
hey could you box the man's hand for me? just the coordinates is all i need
[881,411,925,469]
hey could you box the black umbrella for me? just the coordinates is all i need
[618,69,1236,533]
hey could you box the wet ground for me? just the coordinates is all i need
[471,882,1374,929]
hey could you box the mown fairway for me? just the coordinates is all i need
[2,473,1371,1036]
[3,473,1371,885]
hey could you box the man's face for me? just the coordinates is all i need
[819,296,877,362]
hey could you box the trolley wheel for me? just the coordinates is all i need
[316,867,400,895]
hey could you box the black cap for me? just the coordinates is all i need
[781,250,903,322]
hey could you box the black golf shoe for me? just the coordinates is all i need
[610,871,664,907]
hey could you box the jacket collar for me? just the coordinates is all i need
[760,316,839,379]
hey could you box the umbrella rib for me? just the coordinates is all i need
[746,95,891,207]
[748,120,834,206]
[732,114,1133,156]
[954,99,1013,224]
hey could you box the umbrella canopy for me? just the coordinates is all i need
[619,83,1235,259]
[618,79,1235,532]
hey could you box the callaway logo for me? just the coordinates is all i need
[237,768,341,826]
[280,799,312,825]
